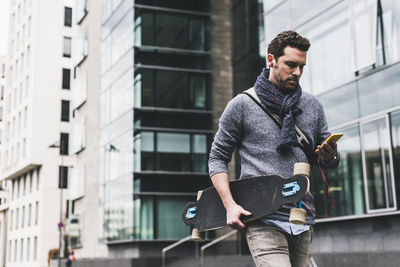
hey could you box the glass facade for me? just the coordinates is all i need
[264,0,400,219]
[101,0,211,241]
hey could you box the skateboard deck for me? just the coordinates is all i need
[182,174,310,232]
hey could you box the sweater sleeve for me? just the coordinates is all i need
[315,100,340,169]
[208,96,243,177]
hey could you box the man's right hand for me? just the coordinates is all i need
[211,172,252,230]
[226,203,252,230]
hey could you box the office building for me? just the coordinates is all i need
[0,0,75,266]
[262,0,400,265]
[88,0,233,264]
[0,55,10,267]
[67,0,109,260]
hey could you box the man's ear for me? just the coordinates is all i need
[267,54,275,68]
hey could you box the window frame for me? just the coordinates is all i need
[360,114,397,213]
[64,7,72,27]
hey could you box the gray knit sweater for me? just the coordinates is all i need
[208,90,340,225]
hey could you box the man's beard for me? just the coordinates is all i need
[279,78,298,93]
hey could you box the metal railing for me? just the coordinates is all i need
[200,230,238,267]
[161,235,192,267]
[161,229,317,267]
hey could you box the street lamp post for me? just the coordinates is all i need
[49,140,66,267]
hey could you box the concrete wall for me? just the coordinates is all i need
[70,0,108,260]
[311,214,400,267]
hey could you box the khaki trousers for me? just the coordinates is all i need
[245,221,312,267]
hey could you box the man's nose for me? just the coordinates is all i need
[293,66,301,76]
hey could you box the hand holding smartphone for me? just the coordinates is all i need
[321,133,343,148]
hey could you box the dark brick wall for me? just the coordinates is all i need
[210,0,236,179]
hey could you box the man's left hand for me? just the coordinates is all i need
[315,141,337,162]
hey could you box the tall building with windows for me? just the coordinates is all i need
[0,55,10,267]
[101,0,213,249]
[93,0,233,263]
[0,0,75,266]
[261,0,400,265]
[66,0,109,260]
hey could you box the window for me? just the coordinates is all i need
[68,215,82,247]
[22,206,25,227]
[73,27,88,65]
[297,0,352,95]
[12,180,15,200]
[134,70,209,110]
[36,169,40,191]
[361,116,396,212]
[27,237,30,261]
[72,69,88,109]
[29,172,33,193]
[35,201,38,225]
[129,195,192,240]
[391,110,400,207]
[71,116,86,154]
[10,210,13,230]
[134,11,208,50]
[75,0,88,24]
[64,7,72,27]
[17,178,20,198]
[379,0,400,65]
[60,133,69,155]
[69,164,85,200]
[25,76,29,97]
[18,112,21,132]
[133,131,209,173]
[16,208,19,229]
[14,239,17,262]
[59,166,68,189]
[28,203,31,226]
[349,0,378,72]
[33,237,37,261]
[20,239,23,261]
[62,69,71,89]
[8,240,11,261]
[61,100,70,122]
[157,132,190,171]
[319,82,360,128]
[27,16,31,37]
[63,37,72,57]
[26,45,30,66]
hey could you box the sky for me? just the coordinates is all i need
[0,0,10,56]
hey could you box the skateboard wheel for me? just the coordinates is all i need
[289,208,307,225]
[293,163,310,177]
[191,228,205,242]
[196,190,203,200]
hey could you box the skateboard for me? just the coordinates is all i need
[182,163,310,236]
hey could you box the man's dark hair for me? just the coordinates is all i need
[267,30,310,59]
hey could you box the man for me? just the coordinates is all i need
[208,30,339,267]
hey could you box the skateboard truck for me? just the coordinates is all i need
[282,182,300,197]
[289,163,310,225]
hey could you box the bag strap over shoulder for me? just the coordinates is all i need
[242,87,316,164]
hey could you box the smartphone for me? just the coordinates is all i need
[321,133,344,148]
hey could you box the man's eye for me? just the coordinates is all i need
[286,62,297,68]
